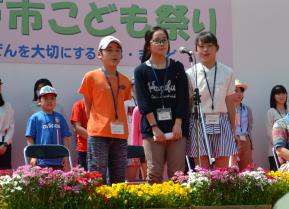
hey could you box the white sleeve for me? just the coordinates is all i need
[266,109,275,140]
[226,71,235,96]
[4,104,15,144]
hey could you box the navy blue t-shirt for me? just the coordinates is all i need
[134,59,189,138]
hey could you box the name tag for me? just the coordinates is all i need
[205,114,220,125]
[110,121,124,135]
[157,108,172,121]
[239,135,247,141]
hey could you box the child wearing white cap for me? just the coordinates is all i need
[25,85,71,170]
[230,79,253,170]
[79,35,132,184]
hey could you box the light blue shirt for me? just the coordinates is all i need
[235,103,249,136]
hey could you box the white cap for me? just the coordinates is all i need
[98,35,122,51]
[235,79,248,90]
[39,85,58,97]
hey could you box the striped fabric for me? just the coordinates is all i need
[186,113,238,158]
[272,115,289,149]
[204,123,221,134]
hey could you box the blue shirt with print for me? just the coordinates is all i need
[25,111,71,166]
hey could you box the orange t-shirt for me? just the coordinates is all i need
[79,68,132,140]
[70,99,88,152]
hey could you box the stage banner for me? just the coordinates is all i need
[0,0,232,67]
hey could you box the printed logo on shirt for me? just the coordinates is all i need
[42,123,61,129]
[147,80,176,99]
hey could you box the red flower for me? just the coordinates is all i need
[0,169,13,176]
[85,171,102,179]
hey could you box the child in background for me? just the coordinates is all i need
[131,106,147,179]
[267,85,287,170]
[79,35,131,184]
[25,85,71,170]
[0,79,14,171]
[70,99,88,170]
[230,80,253,170]
[30,78,66,116]
[125,77,140,181]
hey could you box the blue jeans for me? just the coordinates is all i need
[87,136,127,184]
[78,151,87,171]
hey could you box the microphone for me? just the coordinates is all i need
[179,47,193,55]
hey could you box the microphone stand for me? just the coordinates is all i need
[188,54,214,169]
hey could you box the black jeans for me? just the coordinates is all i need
[78,151,87,171]
[0,143,12,169]
[268,156,277,171]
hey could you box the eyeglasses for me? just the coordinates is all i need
[150,39,168,45]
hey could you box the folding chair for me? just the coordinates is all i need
[23,144,73,170]
[127,145,145,159]
[273,146,281,169]
[126,145,146,183]
[186,155,194,172]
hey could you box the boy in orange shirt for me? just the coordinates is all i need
[79,36,131,183]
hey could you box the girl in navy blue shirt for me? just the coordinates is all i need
[134,26,189,184]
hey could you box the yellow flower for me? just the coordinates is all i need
[137,191,143,196]
[267,170,289,183]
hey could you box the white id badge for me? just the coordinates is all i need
[157,108,172,121]
[110,122,124,135]
[205,114,220,125]
[239,135,247,141]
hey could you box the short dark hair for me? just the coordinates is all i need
[270,85,287,109]
[238,87,245,92]
[195,31,219,51]
[33,78,53,101]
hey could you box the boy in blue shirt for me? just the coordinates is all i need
[25,85,71,170]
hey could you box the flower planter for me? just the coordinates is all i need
[191,205,272,209]
[147,206,272,209]
[1,166,284,209]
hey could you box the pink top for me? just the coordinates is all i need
[131,106,143,146]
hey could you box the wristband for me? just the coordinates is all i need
[150,124,158,128]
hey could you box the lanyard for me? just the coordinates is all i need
[239,104,243,132]
[101,68,119,120]
[284,113,289,122]
[238,103,250,133]
[277,109,287,118]
[150,59,168,108]
[203,63,217,111]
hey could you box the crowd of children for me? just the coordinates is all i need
[1,27,289,183]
